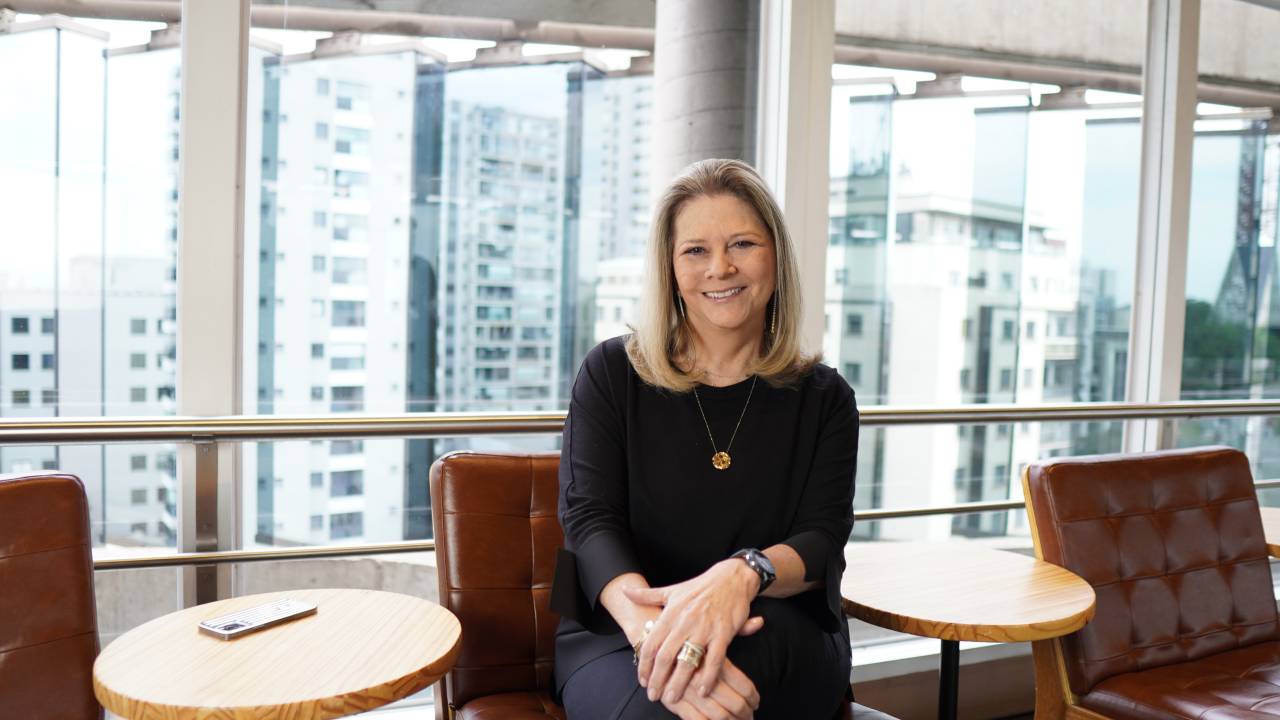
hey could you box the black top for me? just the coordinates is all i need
[549,335,859,693]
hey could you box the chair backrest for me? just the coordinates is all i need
[0,473,101,719]
[1024,446,1277,696]
[429,451,562,715]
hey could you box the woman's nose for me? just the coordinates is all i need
[706,249,735,277]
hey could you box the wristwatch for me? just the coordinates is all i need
[731,548,776,596]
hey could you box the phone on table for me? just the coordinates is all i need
[198,597,318,640]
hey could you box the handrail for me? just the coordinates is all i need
[8,399,1280,444]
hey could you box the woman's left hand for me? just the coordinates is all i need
[626,559,763,706]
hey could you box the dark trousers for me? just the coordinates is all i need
[561,597,850,720]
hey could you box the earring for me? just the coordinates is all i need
[770,296,777,336]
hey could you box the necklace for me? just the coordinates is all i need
[692,376,758,471]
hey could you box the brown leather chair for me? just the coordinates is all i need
[0,473,102,719]
[429,451,896,720]
[1023,446,1280,719]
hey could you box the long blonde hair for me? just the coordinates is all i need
[626,159,816,392]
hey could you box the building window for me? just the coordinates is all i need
[41,353,54,370]
[1024,368,1035,388]
[12,354,29,371]
[130,488,147,505]
[40,317,54,334]
[11,390,29,407]
[311,515,324,531]
[959,369,971,390]
[130,522,148,535]
[331,386,364,411]
[961,318,971,339]
[130,455,147,471]
[332,301,366,328]
[313,210,327,228]
[843,363,862,385]
[315,122,329,140]
[316,78,329,95]
[157,386,175,401]
[330,511,363,540]
[1026,321,1036,339]
[130,387,147,403]
[310,386,324,400]
[999,368,1013,391]
[331,439,364,455]
[130,353,146,369]
[130,318,146,335]
[846,314,863,337]
[313,255,326,272]
[40,389,56,405]
[310,343,324,359]
[1002,320,1015,341]
[11,317,29,334]
[331,470,364,497]
[310,472,323,488]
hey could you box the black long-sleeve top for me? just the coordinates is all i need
[549,335,858,693]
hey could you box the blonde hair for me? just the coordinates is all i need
[626,158,817,392]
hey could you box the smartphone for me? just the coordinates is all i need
[198,597,318,640]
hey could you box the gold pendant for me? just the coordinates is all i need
[712,451,731,470]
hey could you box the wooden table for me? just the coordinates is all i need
[842,543,1095,720]
[94,588,462,719]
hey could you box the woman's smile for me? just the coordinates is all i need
[703,286,746,302]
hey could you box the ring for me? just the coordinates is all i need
[676,640,706,669]
[632,620,657,666]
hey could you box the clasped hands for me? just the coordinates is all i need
[626,559,764,720]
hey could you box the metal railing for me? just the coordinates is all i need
[3,398,1277,572]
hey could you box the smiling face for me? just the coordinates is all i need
[671,193,777,338]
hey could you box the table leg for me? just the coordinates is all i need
[938,640,959,720]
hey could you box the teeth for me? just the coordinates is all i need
[704,288,743,299]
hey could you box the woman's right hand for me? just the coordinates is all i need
[661,658,759,720]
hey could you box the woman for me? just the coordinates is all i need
[550,159,858,719]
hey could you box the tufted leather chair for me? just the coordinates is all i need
[429,451,896,720]
[1023,446,1280,719]
[0,473,102,719]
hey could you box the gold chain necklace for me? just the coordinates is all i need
[692,376,758,470]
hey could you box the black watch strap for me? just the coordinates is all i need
[731,548,776,595]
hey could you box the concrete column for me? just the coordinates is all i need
[652,0,759,187]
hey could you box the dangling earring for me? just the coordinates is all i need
[770,295,777,336]
[677,294,686,319]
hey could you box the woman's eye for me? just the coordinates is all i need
[733,240,755,249]
[684,246,705,255]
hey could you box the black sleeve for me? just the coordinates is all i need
[556,342,643,624]
[780,377,858,630]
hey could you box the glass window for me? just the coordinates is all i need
[309,472,323,488]
[11,317,29,334]
[130,489,147,505]
[130,353,146,369]
[12,354,29,371]
[130,454,146,470]
[130,318,146,335]
[331,439,363,455]
[40,317,54,334]
[41,353,54,370]
[40,388,57,405]
[310,514,323,531]
[129,387,146,402]
[330,470,363,497]
[329,511,363,540]
[332,301,365,327]
[11,390,30,407]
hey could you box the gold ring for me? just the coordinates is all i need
[676,641,706,669]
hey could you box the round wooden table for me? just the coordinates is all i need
[842,542,1095,720]
[94,588,462,719]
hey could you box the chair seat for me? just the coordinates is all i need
[457,691,566,720]
[1081,640,1280,719]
